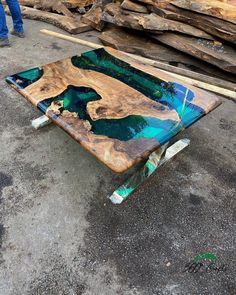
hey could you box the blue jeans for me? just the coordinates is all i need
[0,0,23,39]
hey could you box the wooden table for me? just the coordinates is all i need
[6,47,221,202]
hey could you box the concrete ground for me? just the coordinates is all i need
[0,17,236,295]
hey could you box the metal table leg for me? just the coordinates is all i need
[109,138,190,204]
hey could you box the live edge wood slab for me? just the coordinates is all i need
[6,47,221,173]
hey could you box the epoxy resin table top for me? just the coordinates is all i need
[6,47,221,173]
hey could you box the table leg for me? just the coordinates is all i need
[109,138,190,204]
[31,115,52,129]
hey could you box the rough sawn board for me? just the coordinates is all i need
[6,47,221,173]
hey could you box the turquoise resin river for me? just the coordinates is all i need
[6,48,205,146]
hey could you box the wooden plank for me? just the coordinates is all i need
[99,27,203,64]
[121,0,148,13]
[60,0,94,8]
[81,0,112,31]
[138,13,214,39]
[102,3,145,31]
[6,46,221,172]
[8,6,92,34]
[99,27,236,85]
[171,0,236,24]
[135,0,170,6]
[152,33,236,73]
[15,0,94,8]
[17,0,36,6]
[151,5,236,44]
[102,3,214,39]
[34,0,75,18]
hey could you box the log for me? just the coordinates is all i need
[152,33,236,74]
[171,0,236,24]
[121,0,148,13]
[81,0,112,31]
[60,0,94,8]
[18,0,36,6]
[99,27,202,64]
[151,5,236,44]
[102,3,214,39]
[135,0,170,7]
[99,27,236,82]
[7,6,92,34]
[34,0,75,18]
[40,29,236,100]
[16,0,94,8]
[138,13,214,39]
[102,3,144,31]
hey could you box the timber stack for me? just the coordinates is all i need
[3,0,95,34]
[81,0,236,82]
[4,0,236,82]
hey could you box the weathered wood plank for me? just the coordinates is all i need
[6,6,92,34]
[81,0,112,31]
[151,5,236,44]
[121,0,148,13]
[60,0,94,8]
[16,0,94,8]
[152,33,236,73]
[102,3,144,30]
[34,0,75,18]
[171,0,236,24]
[135,0,170,6]
[102,3,214,39]
[138,13,214,39]
[99,27,198,64]
[99,26,236,82]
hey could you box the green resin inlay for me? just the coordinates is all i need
[71,48,205,125]
[72,49,174,103]
[39,86,182,142]
[6,48,206,145]
[6,67,43,89]
[17,67,42,81]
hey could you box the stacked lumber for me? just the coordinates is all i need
[3,0,95,33]
[82,0,236,80]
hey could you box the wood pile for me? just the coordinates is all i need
[3,0,95,33]
[81,0,236,81]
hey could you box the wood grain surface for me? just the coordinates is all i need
[152,33,236,73]
[171,0,236,24]
[102,3,214,39]
[150,5,236,44]
[15,6,91,33]
[6,47,221,173]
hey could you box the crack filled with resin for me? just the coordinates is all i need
[39,85,182,143]
[6,47,221,172]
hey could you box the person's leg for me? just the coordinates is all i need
[0,1,9,39]
[0,1,10,46]
[6,0,24,33]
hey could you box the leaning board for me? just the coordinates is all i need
[6,47,221,173]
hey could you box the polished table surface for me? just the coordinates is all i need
[6,47,221,173]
